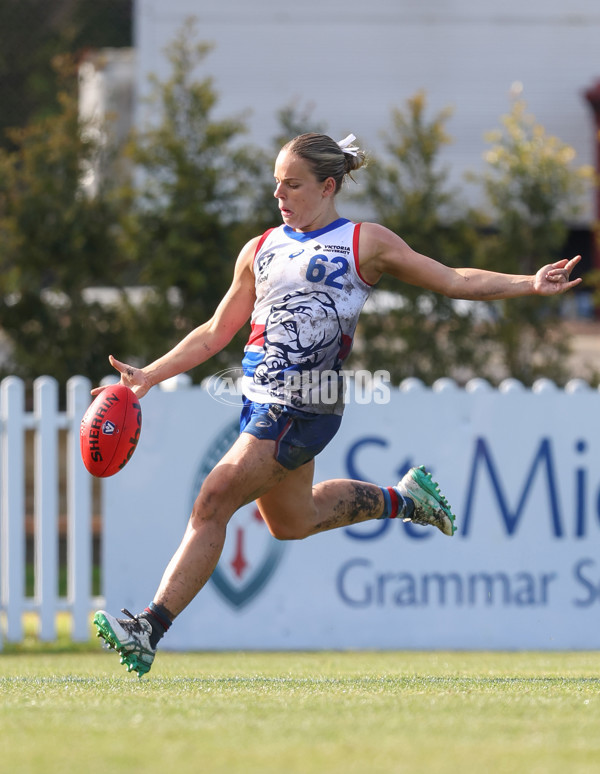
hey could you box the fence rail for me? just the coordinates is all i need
[0,375,98,648]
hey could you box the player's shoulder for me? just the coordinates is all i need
[355,222,413,284]
[239,232,268,260]
[359,221,397,241]
[236,228,279,274]
[245,226,281,255]
[357,221,405,257]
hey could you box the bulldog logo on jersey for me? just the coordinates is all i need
[253,290,343,404]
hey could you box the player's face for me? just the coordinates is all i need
[273,150,336,232]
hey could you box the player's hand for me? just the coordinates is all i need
[90,355,153,398]
[533,255,582,295]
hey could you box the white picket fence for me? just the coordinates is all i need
[1,372,596,650]
[0,375,97,648]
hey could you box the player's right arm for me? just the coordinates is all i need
[94,236,260,398]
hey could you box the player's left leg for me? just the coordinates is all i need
[256,463,456,540]
[255,462,381,538]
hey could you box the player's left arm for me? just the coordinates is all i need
[357,222,582,300]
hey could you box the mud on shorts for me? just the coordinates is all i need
[239,399,342,470]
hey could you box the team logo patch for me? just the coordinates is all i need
[102,420,117,435]
[189,419,286,609]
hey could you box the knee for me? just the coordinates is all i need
[260,509,313,541]
[267,523,311,541]
[191,472,240,524]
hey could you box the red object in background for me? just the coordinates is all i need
[584,79,600,270]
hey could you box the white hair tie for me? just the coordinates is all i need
[337,133,360,157]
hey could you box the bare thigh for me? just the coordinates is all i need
[255,460,318,540]
[196,431,293,520]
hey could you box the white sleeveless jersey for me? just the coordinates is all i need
[241,218,373,415]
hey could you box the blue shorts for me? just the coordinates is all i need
[239,399,342,470]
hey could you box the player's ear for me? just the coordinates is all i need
[322,176,336,197]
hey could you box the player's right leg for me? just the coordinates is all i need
[95,432,294,676]
[94,608,156,677]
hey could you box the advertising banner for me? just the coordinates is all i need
[103,379,600,650]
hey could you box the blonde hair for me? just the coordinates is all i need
[282,132,367,193]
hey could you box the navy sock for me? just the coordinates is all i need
[141,602,174,649]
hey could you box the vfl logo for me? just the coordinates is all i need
[189,419,285,609]
[256,251,275,284]
[102,420,117,435]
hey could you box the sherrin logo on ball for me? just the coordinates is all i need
[80,384,142,478]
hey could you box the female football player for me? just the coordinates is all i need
[93,132,581,675]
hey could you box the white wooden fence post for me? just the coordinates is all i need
[66,376,93,642]
[34,376,60,641]
[1,377,26,642]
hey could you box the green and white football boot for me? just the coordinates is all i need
[94,609,156,677]
[397,465,456,536]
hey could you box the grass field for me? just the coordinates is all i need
[1,642,599,774]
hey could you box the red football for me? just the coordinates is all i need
[80,384,142,478]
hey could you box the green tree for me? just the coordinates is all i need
[0,0,132,151]
[476,97,594,384]
[351,92,492,385]
[118,23,262,377]
[0,57,132,385]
